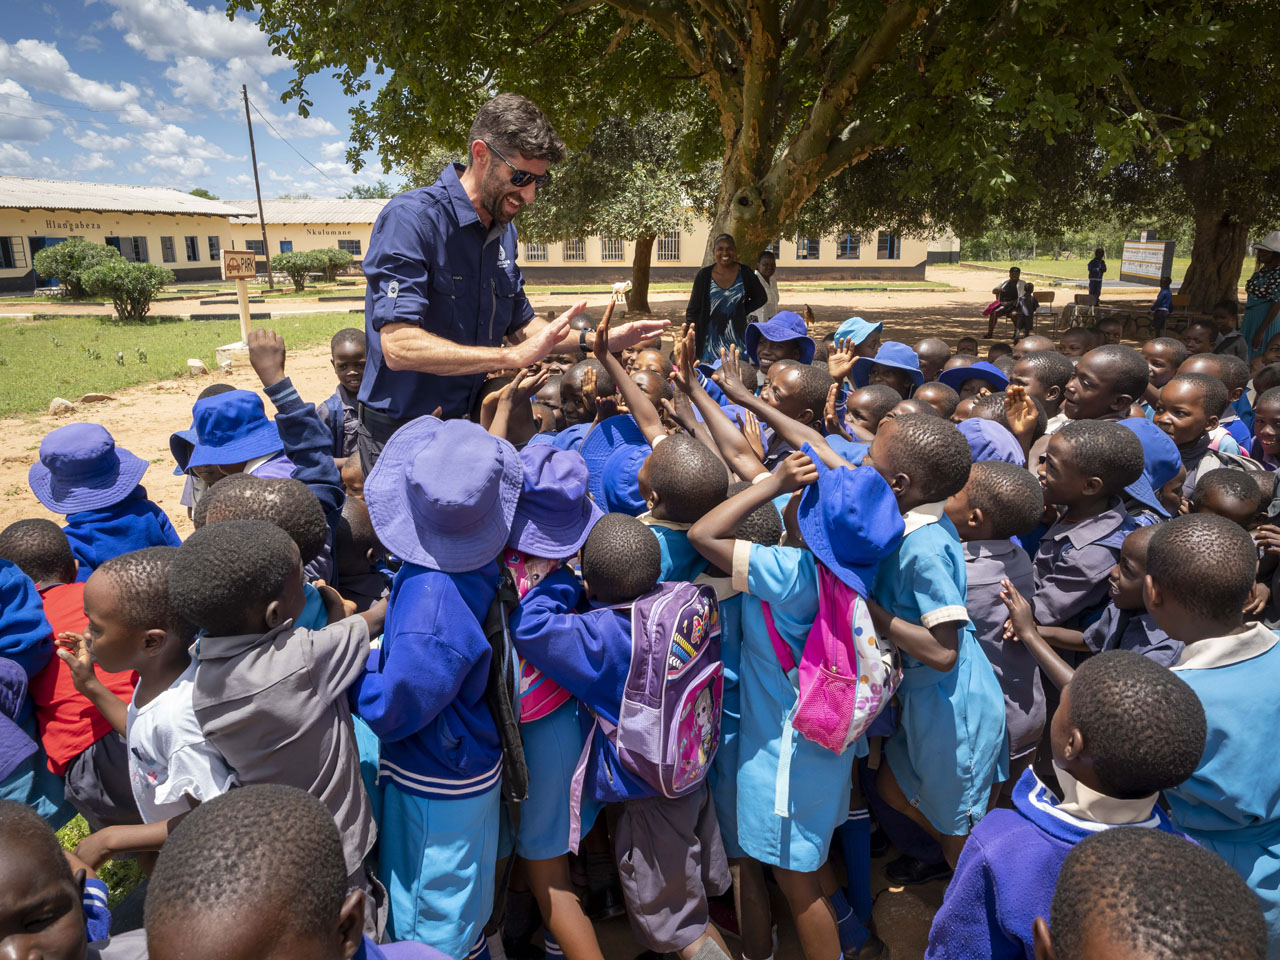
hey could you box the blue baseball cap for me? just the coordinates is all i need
[29,423,149,513]
[834,317,883,348]
[580,415,650,516]
[957,418,1025,466]
[797,443,904,593]
[745,311,815,366]
[183,390,283,471]
[851,342,925,390]
[938,361,1009,395]
[1119,417,1180,517]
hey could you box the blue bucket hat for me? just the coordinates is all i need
[365,417,523,572]
[509,446,603,559]
[938,361,1009,395]
[28,423,149,513]
[1119,417,1180,517]
[850,342,925,390]
[796,443,905,592]
[182,390,283,471]
[834,317,884,348]
[580,415,650,516]
[744,311,816,366]
[958,418,1025,466]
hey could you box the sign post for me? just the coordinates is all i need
[218,250,259,368]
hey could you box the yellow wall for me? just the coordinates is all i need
[0,207,234,290]
[227,221,373,260]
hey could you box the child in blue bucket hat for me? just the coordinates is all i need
[1119,416,1184,523]
[834,317,883,359]
[580,414,650,516]
[502,444,606,960]
[354,416,521,955]
[744,310,816,376]
[29,423,180,580]
[850,342,925,399]
[687,445,903,958]
[938,360,1009,401]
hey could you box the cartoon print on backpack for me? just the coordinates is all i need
[675,672,722,791]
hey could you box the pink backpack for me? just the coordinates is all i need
[761,563,900,755]
[505,550,573,723]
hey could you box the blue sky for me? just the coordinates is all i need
[1,0,392,199]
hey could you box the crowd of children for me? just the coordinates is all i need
[0,294,1277,960]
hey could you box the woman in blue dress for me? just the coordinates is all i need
[686,233,768,365]
[1242,232,1280,358]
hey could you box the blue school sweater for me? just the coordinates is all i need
[508,568,657,803]
[353,562,502,799]
[64,486,181,580]
[925,768,1180,960]
[0,559,53,679]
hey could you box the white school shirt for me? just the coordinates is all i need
[127,661,237,822]
[748,271,779,324]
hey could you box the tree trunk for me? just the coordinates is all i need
[1180,205,1252,314]
[628,234,655,313]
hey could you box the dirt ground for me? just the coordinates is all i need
[0,264,1141,958]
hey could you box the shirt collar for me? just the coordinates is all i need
[1052,763,1160,826]
[195,620,293,660]
[901,500,947,537]
[639,512,692,531]
[244,452,282,475]
[442,162,482,229]
[1046,499,1128,551]
[1172,622,1279,671]
[963,538,1020,561]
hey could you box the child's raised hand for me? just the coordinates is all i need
[1004,383,1038,440]
[592,313,611,361]
[55,632,98,693]
[508,365,550,405]
[737,409,765,460]
[670,328,696,395]
[998,578,1035,641]
[581,366,599,418]
[824,383,853,441]
[663,392,698,435]
[1245,581,1271,617]
[719,346,747,398]
[247,328,287,387]
[774,451,819,493]
[827,341,856,383]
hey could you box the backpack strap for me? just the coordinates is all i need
[761,601,797,673]
[482,581,528,804]
[761,600,801,819]
[323,393,344,457]
[566,713,598,854]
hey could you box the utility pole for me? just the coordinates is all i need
[242,84,274,290]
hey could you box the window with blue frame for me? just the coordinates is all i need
[837,234,861,259]
[279,240,293,253]
[877,231,900,260]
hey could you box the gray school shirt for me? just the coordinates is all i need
[964,538,1045,759]
[1032,500,1133,629]
[1081,603,1184,668]
[192,616,375,876]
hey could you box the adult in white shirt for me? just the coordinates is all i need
[748,250,779,325]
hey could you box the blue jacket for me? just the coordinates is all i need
[353,562,501,799]
[1154,288,1173,312]
[925,769,1181,960]
[264,377,344,583]
[358,163,537,421]
[0,559,53,679]
[508,568,656,803]
[64,485,181,580]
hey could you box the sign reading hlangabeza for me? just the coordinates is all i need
[221,250,258,280]
[1119,240,1174,287]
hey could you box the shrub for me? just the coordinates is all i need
[82,260,175,322]
[271,250,328,292]
[315,246,353,281]
[32,238,122,299]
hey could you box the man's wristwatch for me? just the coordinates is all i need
[579,329,589,353]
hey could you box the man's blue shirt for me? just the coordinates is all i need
[359,164,536,420]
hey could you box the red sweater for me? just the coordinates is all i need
[28,582,136,774]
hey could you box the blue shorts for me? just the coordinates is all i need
[516,701,599,861]
[352,714,383,829]
[378,783,501,957]
[0,746,73,829]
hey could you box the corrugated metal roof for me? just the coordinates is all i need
[0,177,243,216]
[226,198,390,225]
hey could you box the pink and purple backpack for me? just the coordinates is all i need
[568,581,723,849]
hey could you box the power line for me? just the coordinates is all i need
[0,90,189,118]
[0,106,157,127]
[245,95,344,187]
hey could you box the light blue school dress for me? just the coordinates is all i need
[734,543,858,871]
[1168,625,1280,957]
[698,575,745,860]
[871,510,1009,836]
[514,697,600,862]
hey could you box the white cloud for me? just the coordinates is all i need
[319,140,347,160]
[143,154,214,180]
[103,0,287,74]
[0,143,65,178]
[73,152,115,172]
[70,128,133,152]
[0,38,138,110]
[0,80,56,141]
[147,122,241,161]
[164,55,337,139]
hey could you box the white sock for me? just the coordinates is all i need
[486,933,508,960]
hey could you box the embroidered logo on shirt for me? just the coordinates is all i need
[387,280,399,299]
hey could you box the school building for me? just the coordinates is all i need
[225,198,388,268]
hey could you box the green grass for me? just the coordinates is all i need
[0,311,357,418]
[970,257,1198,283]
[57,816,144,910]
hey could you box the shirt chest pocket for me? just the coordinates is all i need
[425,271,467,341]
[485,270,519,346]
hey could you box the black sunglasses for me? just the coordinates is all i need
[484,140,552,188]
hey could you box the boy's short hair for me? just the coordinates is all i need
[330,328,366,352]
[956,337,978,352]
[788,363,836,417]
[170,520,298,637]
[1055,420,1143,496]
[96,547,190,638]
[336,497,384,564]
[0,799,72,883]
[1147,336,1189,369]
[1050,827,1267,960]
[1147,513,1256,622]
[914,381,959,417]
[988,342,1013,359]
[197,382,237,402]
[1020,349,1074,394]
[145,784,348,942]
[810,341,829,364]
[0,518,75,584]
[1254,470,1278,504]
[1090,344,1150,399]
[726,482,783,547]
[964,461,1044,539]
[1186,318,1217,336]
[853,384,902,423]
[884,414,971,502]
[647,436,728,523]
[1206,353,1251,395]
[201,476,329,565]
[564,359,616,397]
[1060,325,1094,343]
[1214,298,1239,318]
[1191,469,1262,515]
[1068,650,1206,797]
[581,514,660,602]
[1167,373,1228,423]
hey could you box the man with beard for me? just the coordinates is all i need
[356,93,664,467]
